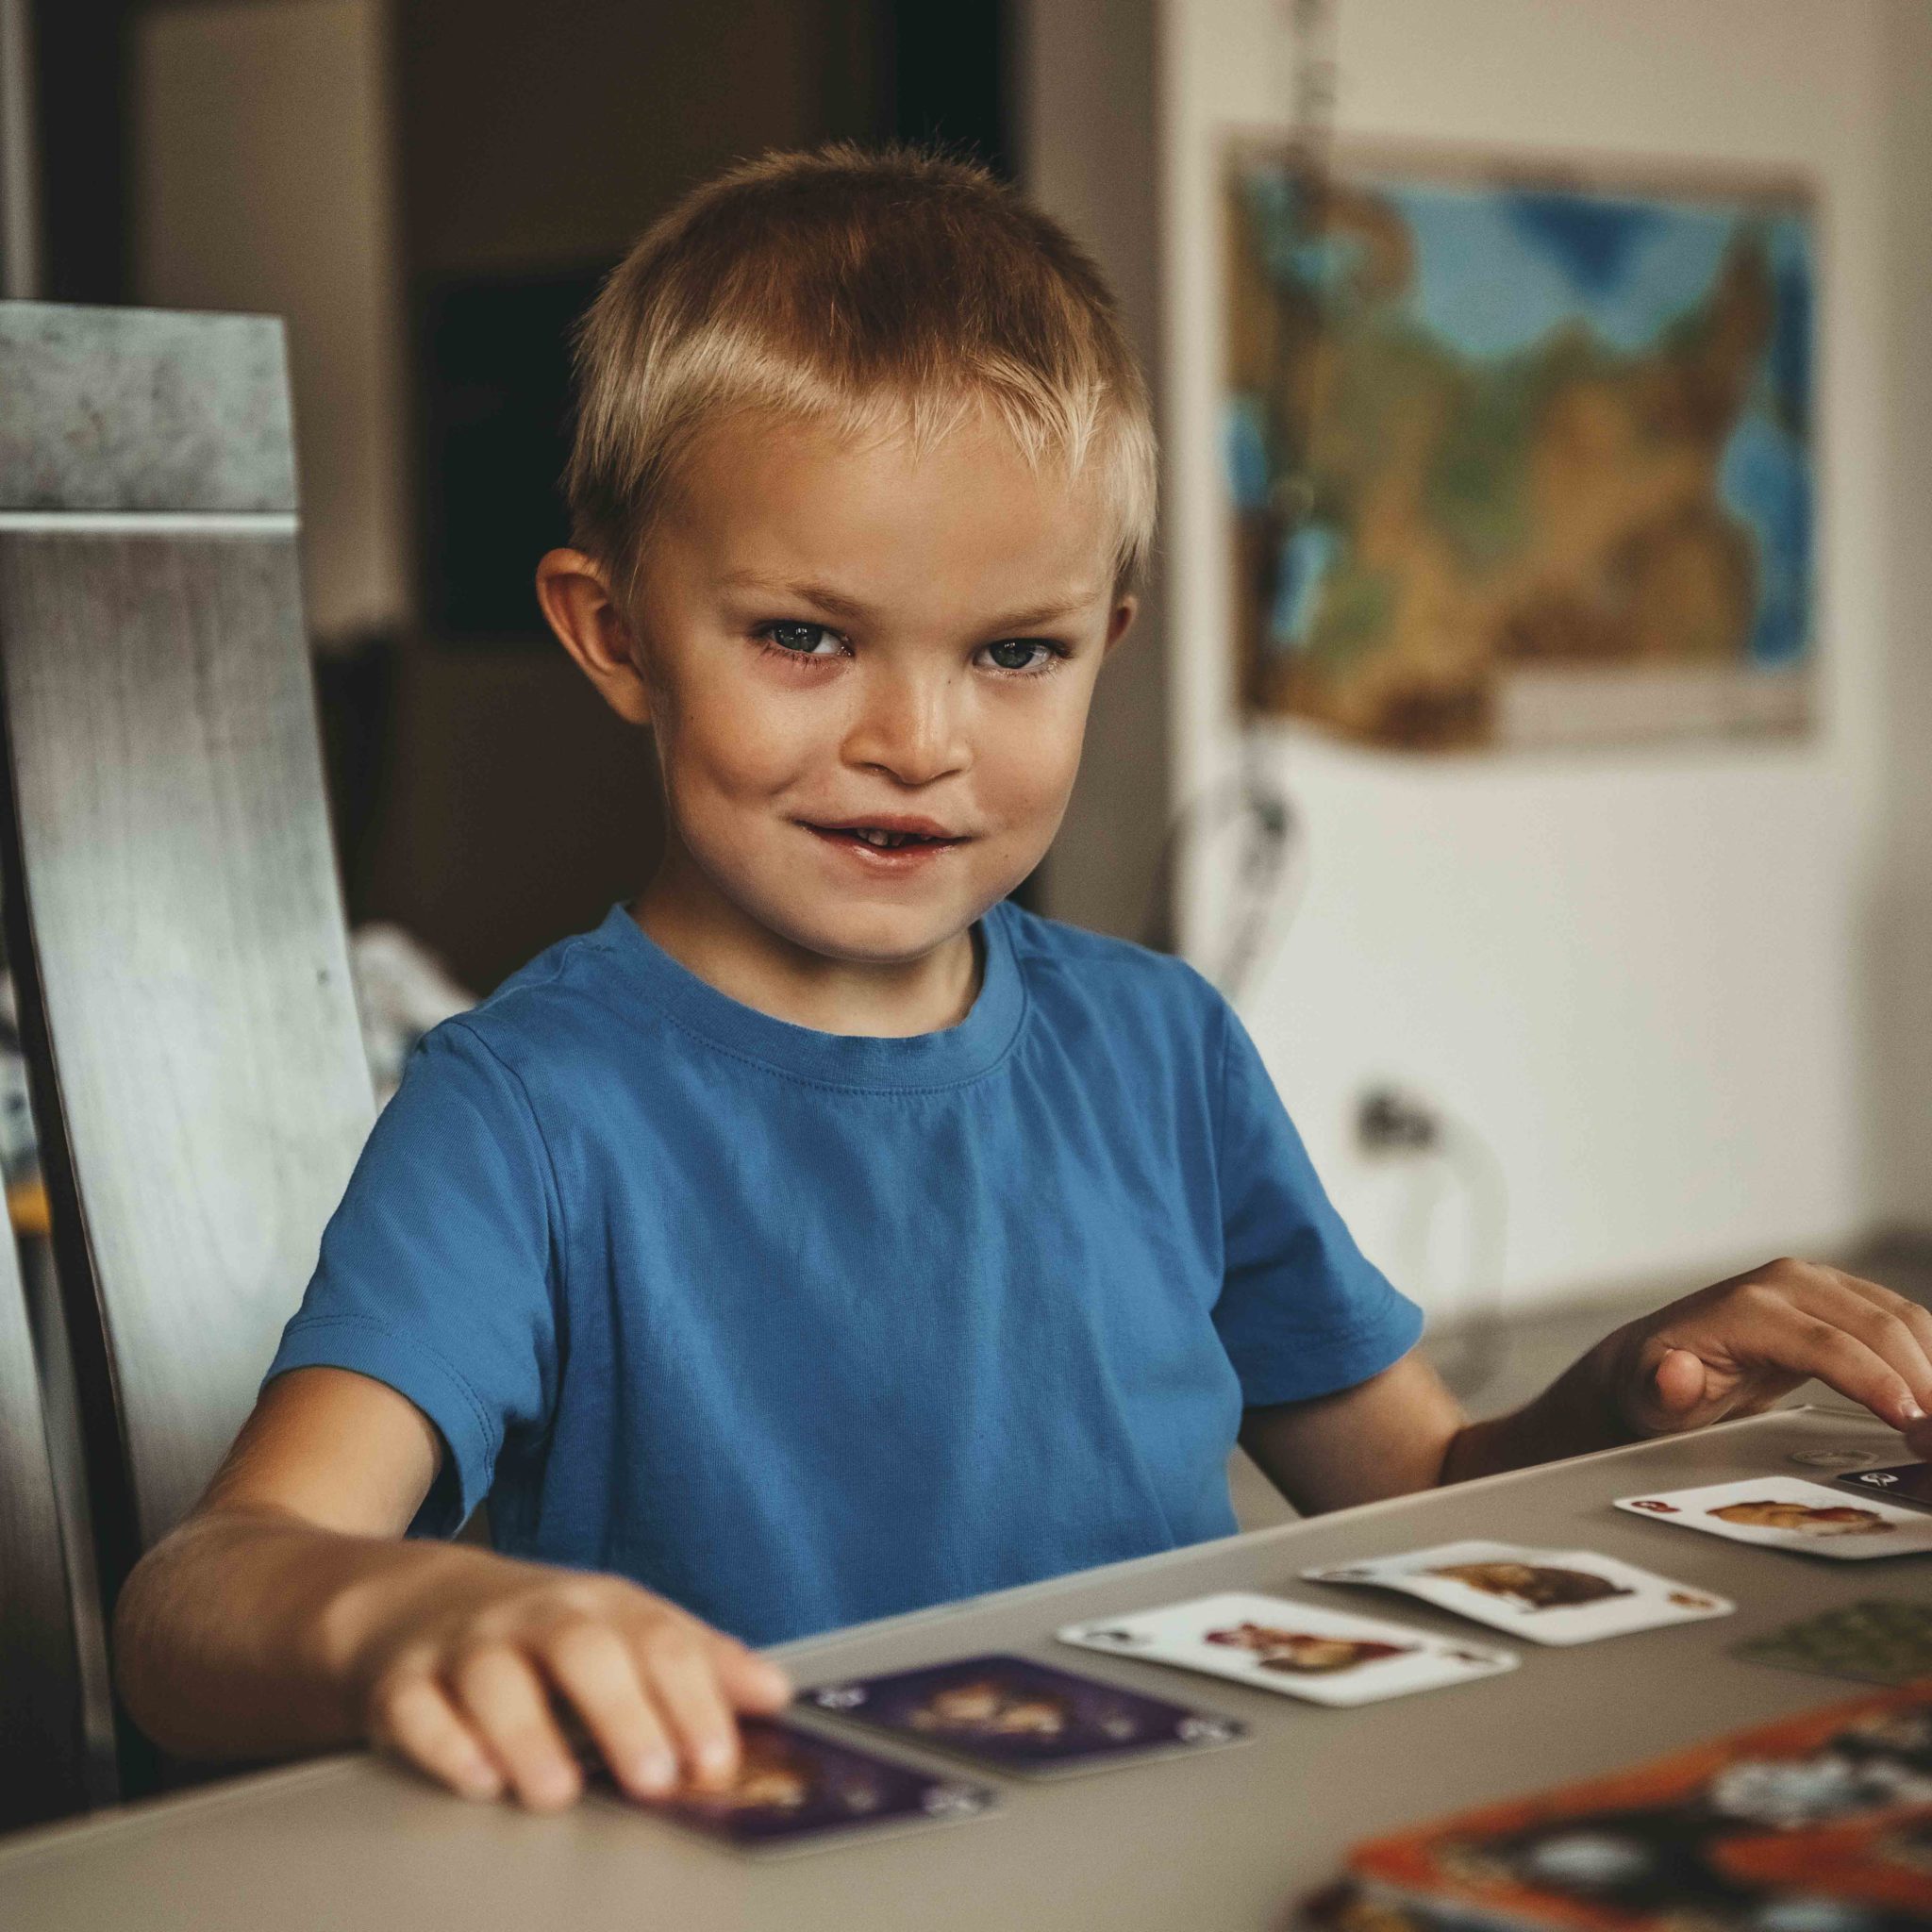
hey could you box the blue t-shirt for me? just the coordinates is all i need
[266,897,1422,1645]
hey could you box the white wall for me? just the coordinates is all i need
[1874,0,1932,1232]
[131,0,408,641]
[1160,0,1924,1312]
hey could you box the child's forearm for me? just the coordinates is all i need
[1438,1335,1644,1484]
[113,1507,488,1761]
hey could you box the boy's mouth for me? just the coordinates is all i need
[801,818,965,850]
[799,818,969,858]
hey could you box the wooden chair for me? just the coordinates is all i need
[0,1191,96,1830]
[0,303,375,1791]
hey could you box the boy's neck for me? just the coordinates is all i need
[631,864,984,1039]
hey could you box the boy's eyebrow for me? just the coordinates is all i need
[716,571,1096,633]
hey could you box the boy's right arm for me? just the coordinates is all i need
[112,1366,792,1811]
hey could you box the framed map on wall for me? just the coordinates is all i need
[1223,140,1816,751]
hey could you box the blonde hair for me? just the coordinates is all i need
[564,142,1157,607]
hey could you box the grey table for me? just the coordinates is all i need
[1,1407,1921,1931]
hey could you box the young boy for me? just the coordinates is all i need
[114,143,1932,1816]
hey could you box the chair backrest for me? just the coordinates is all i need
[0,304,375,1624]
[0,1206,92,1831]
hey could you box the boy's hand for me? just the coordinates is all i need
[351,1557,793,1811]
[114,1371,794,1810]
[1593,1257,1932,1453]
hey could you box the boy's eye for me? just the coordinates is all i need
[980,639,1058,675]
[763,622,841,658]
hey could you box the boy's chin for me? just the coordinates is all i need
[724,870,1008,967]
[769,897,982,966]
[684,836,1036,962]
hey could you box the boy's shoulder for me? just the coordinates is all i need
[995,897,1228,1031]
[409,910,644,1082]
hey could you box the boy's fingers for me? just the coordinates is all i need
[1778,1275,1932,1416]
[449,1644,582,1811]
[710,1635,793,1711]
[370,1671,504,1802]
[540,1622,677,1800]
[637,1626,741,1788]
[1828,1274,1932,1406]
[1748,1316,1922,1431]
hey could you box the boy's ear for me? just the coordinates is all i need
[1102,595,1139,658]
[535,549,654,726]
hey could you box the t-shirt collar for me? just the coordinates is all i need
[593,894,1026,1089]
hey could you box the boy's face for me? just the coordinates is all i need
[543,404,1135,974]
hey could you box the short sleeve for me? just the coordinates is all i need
[263,1018,561,1535]
[1209,997,1424,1406]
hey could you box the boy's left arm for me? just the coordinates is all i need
[1240,1257,1932,1514]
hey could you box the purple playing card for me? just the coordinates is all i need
[1834,1462,1932,1516]
[803,1653,1248,1778]
[638,1716,995,1855]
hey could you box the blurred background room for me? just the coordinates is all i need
[2,0,1928,1516]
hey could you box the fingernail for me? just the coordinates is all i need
[459,1760,502,1801]
[635,1751,676,1793]
[1903,1396,1926,1424]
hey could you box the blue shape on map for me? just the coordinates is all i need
[1768,221,1812,435]
[1246,172,1365,293]
[1224,395,1271,512]
[1271,524,1341,654]
[1384,183,1735,360]
[1504,192,1665,294]
[1720,413,1810,667]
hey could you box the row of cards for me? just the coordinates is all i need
[623,1469,1932,1856]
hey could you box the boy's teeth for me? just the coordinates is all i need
[821,824,949,848]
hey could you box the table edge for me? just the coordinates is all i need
[0,1403,1880,1871]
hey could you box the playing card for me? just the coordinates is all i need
[802,1653,1249,1779]
[1348,1681,1932,1929]
[1836,1462,1932,1516]
[1615,1475,1932,1559]
[1733,1599,1932,1687]
[1057,1591,1516,1707]
[1302,1540,1733,1645]
[634,1716,995,1857]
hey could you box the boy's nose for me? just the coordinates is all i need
[843,675,970,785]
